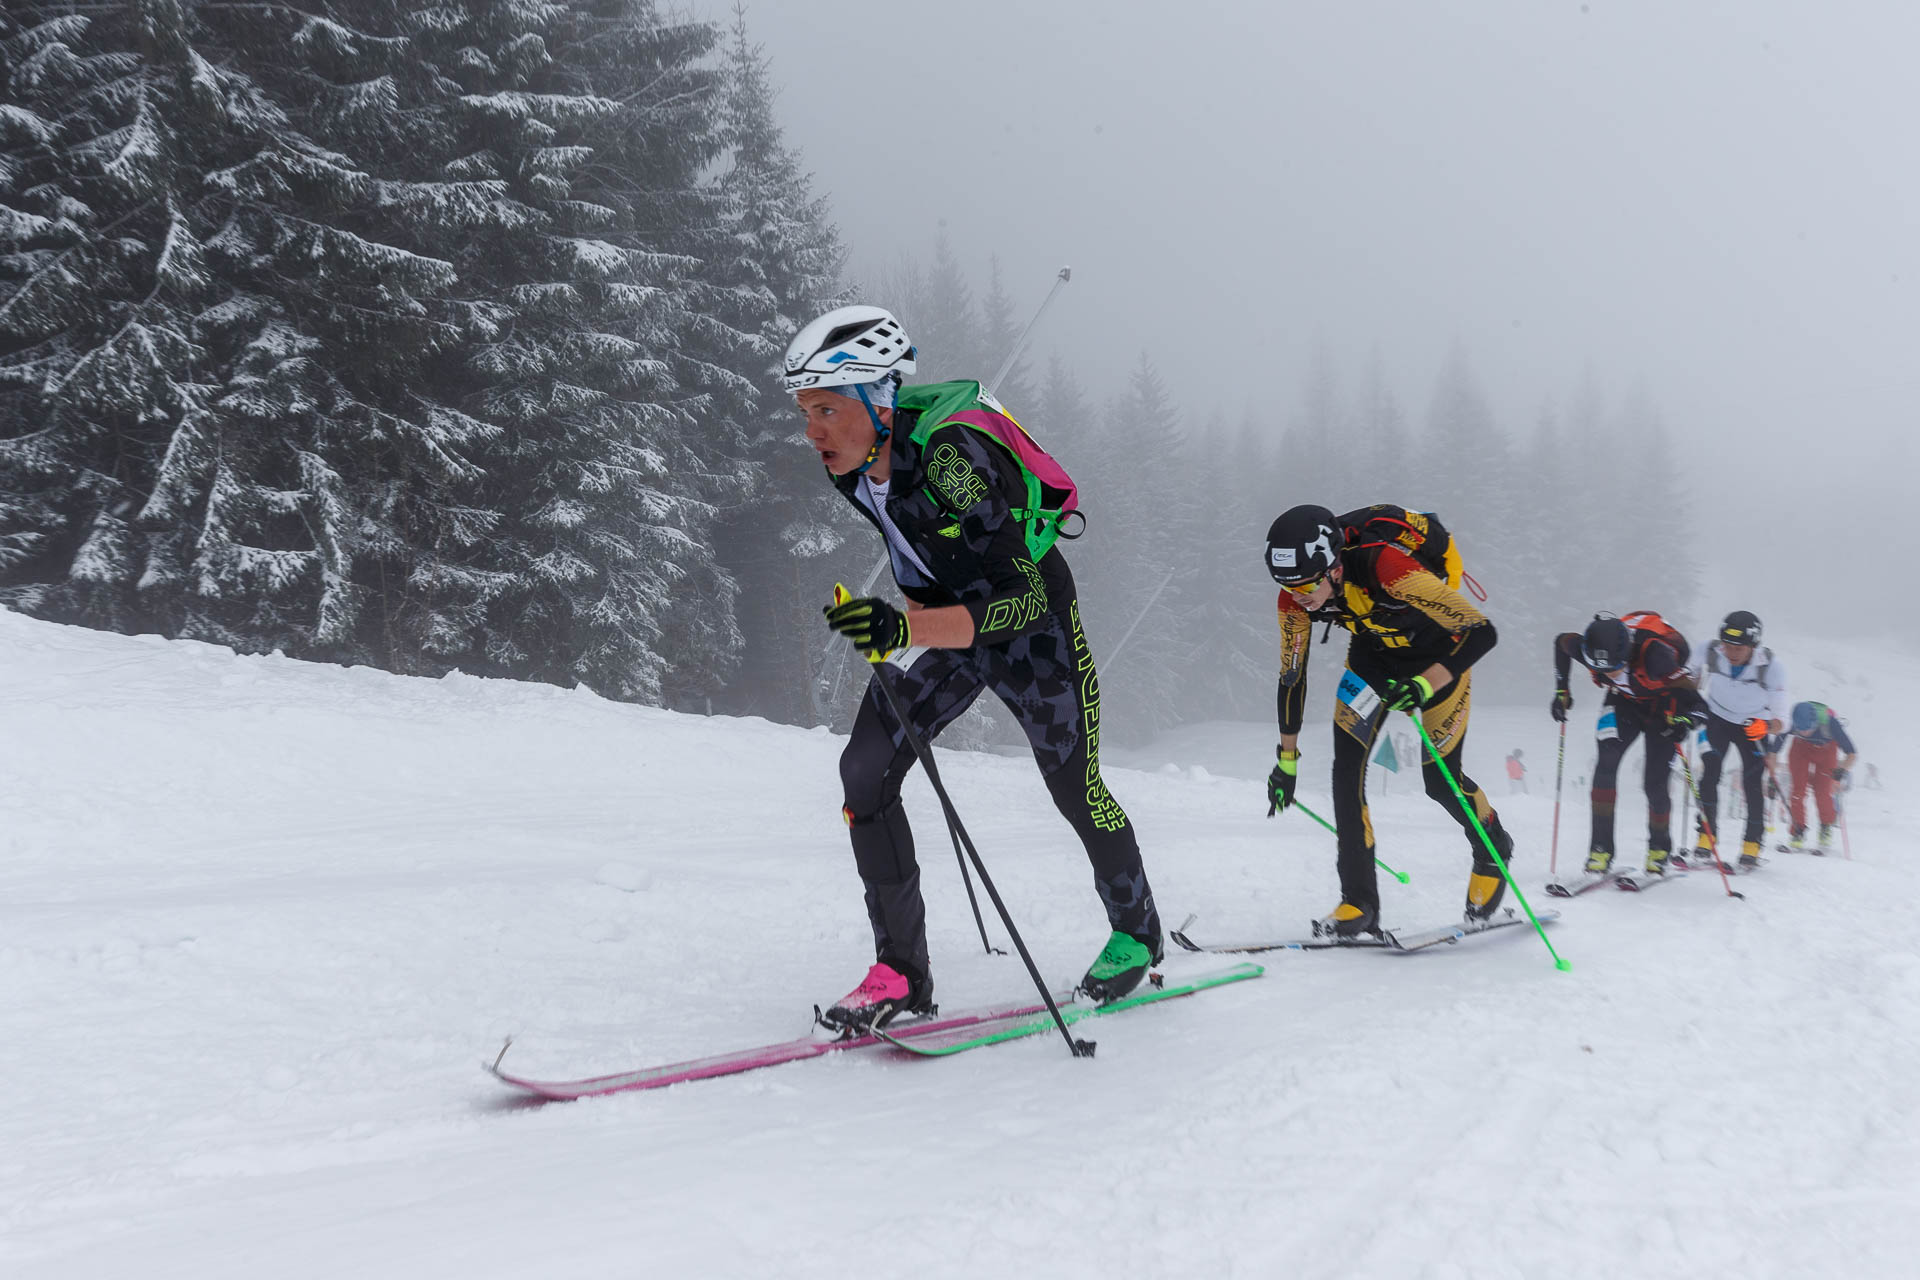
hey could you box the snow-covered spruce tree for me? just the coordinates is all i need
[1091,355,1194,740]
[0,3,510,660]
[385,1,740,701]
[1610,385,1697,617]
[702,2,850,722]
[1352,346,1411,501]
[1184,405,1277,722]
[909,226,984,383]
[0,3,225,632]
[166,2,500,660]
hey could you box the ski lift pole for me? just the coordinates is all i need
[1104,568,1176,670]
[1406,712,1570,971]
[987,266,1071,396]
[1286,798,1409,883]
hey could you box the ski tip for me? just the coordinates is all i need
[490,1036,515,1072]
[1169,931,1204,953]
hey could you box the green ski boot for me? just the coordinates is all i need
[1080,930,1160,1004]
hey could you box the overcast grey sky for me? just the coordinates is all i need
[713,0,1917,643]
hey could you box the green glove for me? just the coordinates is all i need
[1266,747,1299,816]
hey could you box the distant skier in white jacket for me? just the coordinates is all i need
[1692,610,1789,869]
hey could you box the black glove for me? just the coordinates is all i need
[1660,708,1703,743]
[1832,766,1849,783]
[1765,733,1785,755]
[1383,675,1435,713]
[1266,747,1299,816]
[1551,688,1572,723]
[823,595,910,658]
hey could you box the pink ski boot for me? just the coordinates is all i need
[816,961,932,1036]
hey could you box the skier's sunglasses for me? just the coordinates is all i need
[1281,572,1331,596]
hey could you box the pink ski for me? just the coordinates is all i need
[488,993,1063,1100]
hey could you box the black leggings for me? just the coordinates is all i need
[838,596,1156,982]
[1698,713,1766,848]
[1329,646,1504,912]
[1589,696,1677,854]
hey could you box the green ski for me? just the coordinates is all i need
[871,962,1263,1058]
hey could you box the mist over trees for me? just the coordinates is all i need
[855,242,1697,743]
[1,2,1692,740]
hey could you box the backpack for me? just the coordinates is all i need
[1341,505,1465,592]
[897,380,1080,561]
[1619,610,1691,688]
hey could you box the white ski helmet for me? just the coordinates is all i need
[781,305,916,392]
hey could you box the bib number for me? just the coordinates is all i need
[1335,669,1386,741]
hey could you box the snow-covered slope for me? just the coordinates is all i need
[3,611,1915,1279]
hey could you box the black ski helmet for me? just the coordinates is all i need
[1720,610,1762,646]
[1581,613,1630,672]
[1265,505,1343,586]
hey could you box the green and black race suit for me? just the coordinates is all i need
[830,407,1157,983]
[831,411,1065,645]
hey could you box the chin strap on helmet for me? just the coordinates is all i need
[850,380,892,476]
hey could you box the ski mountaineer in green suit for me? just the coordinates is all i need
[785,305,1163,1035]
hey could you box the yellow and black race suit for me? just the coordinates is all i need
[1276,511,1503,912]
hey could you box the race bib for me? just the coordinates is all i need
[1335,669,1387,742]
[1338,669,1382,719]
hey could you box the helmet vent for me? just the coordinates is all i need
[823,320,880,348]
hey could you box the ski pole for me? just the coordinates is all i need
[1548,719,1567,880]
[835,586,1091,1058]
[1759,746,1787,832]
[1405,712,1568,971]
[1758,745,1791,847]
[1677,738,1692,852]
[1840,799,1852,860]
[946,816,1004,956]
[1677,751,1744,899]
[1288,798,1409,883]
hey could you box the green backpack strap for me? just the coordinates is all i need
[899,381,1075,561]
